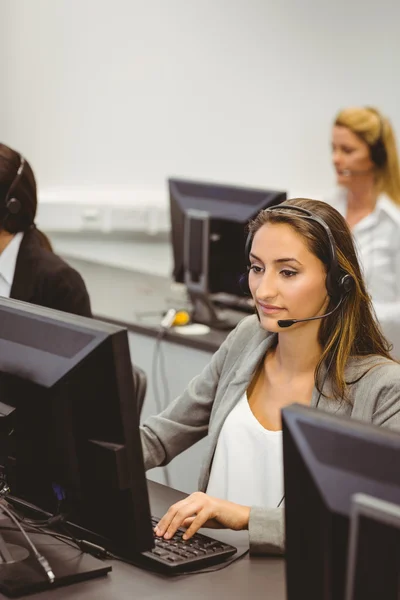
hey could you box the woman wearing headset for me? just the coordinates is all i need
[328,106,400,352]
[140,198,400,555]
[0,143,92,316]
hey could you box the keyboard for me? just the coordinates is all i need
[140,517,237,572]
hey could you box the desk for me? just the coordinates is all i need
[3,481,285,600]
[65,257,245,353]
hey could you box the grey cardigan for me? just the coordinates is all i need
[140,315,400,555]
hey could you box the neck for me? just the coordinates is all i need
[273,321,322,377]
[0,230,15,254]
[346,177,378,212]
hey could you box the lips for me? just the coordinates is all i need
[257,302,284,314]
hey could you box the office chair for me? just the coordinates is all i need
[132,364,147,418]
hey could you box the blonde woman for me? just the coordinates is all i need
[328,107,400,352]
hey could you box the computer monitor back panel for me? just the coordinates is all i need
[0,298,153,556]
[282,404,400,600]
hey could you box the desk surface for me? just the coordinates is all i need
[66,257,246,353]
[3,481,286,600]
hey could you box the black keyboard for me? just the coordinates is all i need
[140,517,237,572]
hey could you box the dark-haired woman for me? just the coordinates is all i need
[140,198,400,554]
[0,143,91,317]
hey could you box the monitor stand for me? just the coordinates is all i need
[0,511,111,597]
[188,289,235,330]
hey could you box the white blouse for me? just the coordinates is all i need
[0,232,24,298]
[326,189,400,356]
[206,393,284,508]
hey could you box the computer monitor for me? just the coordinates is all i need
[169,178,286,328]
[345,494,400,600]
[282,404,400,600]
[0,296,154,559]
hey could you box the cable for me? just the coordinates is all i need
[158,340,171,407]
[0,503,55,583]
[151,328,172,488]
[0,524,81,551]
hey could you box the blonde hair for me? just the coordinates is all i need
[334,106,400,205]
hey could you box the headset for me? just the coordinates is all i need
[3,155,25,219]
[367,109,387,169]
[245,204,354,328]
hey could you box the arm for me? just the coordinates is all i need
[141,324,240,471]
[369,363,400,431]
[371,234,400,358]
[153,492,285,555]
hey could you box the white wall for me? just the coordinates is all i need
[1,0,400,227]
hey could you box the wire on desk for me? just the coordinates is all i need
[151,328,172,487]
[1,503,55,583]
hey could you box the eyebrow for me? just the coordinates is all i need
[249,253,302,265]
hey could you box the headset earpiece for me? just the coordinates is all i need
[339,273,353,295]
[366,110,387,168]
[6,198,21,215]
[369,137,387,168]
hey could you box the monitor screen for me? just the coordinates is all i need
[0,297,154,558]
[169,178,286,296]
[282,404,400,600]
[345,494,400,600]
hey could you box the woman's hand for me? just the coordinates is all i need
[154,492,251,541]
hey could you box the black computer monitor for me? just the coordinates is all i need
[169,178,286,328]
[282,404,400,600]
[345,494,400,600]
[0,297,154,559]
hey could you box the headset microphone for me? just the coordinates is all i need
[277,295,344,328]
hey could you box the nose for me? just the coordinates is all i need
[332,149,340,164]
[253,268,279,302]
[332,149,344,169]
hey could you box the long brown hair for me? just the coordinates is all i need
[334,106,400,205]
[248,198,393,401]
[0,143,53,251]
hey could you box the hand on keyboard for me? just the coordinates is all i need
[141,516,237,571]
[154,491,250,541]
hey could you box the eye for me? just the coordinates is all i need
[342,146,355,154]
[249,264,263,274]
[280,269,297,278]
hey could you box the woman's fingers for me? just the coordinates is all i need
[182,509,213,540]
[154,495,202,538]
[153,493,250,541]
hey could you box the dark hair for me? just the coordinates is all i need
[248,198,393,401]
[0,143,53,251]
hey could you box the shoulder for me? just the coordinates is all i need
[39,251,86,287]
[347,354,400,395]
[347,355,400,430]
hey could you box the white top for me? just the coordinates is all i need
[0,232,24,298]
[206,393,284,508]
[326,189,400,356]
